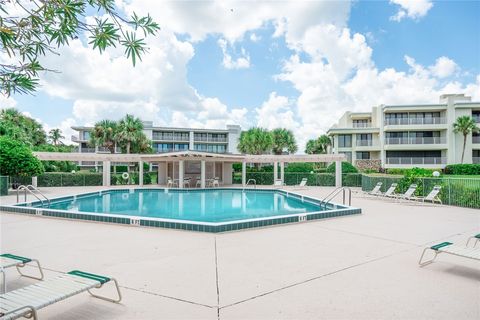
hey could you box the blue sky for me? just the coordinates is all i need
[3,0,479,150]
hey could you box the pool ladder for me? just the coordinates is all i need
[245,179,257,189]
[16,185,51,207]
[320,187,352,209]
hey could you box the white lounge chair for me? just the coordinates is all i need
[366,182,383,195]
[419,241,480,267]
[0,270,121,319]
[382,183,398,197]
[274,179,284,187]
[1,254,44,293]
[292,178,308,190]
[466,234,480,247]
[166,177,178,188]
[393,184,417,200]
[410,185,442,204]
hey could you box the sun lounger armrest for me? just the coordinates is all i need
[0,253,32,264]
[68,270,111,284]
[430,242,453,251]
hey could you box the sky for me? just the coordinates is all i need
[2,0,480,152]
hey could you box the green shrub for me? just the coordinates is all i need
[37,173,102,187]
[386,168,408,175]
[326,161,358,174]
[343,173,362,187]
[0,137,44,177]
[444,164,480,175]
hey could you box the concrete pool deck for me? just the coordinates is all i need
[1,186,479,319]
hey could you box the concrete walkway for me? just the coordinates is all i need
[1,186,479,319]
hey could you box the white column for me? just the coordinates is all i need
[213,161,216,178]
[273,161,278,183]
[242,161,247,187]
[157,162,166,185]
[139,161,144,186]
[179,160,184,188]
[103,161,111,186]
[280,162,285,185]
[189,131,194,150]
[32,176,38,188]
[335,160,342,188]
[201,160,206,188]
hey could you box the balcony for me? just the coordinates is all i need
[352,123,372,128]
[356,140,374,146]
[385,137,446,145]
[71,135,80,142]
[473,136,480,144]
[386,157,446,165]
[384,117,446,126]
[80,147,96,153]
[194,136,228,143]
[152,134,189,142]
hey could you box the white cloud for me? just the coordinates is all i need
[250,33,261,42]
[429,56,459,78]
[390,0,433,22]
[256,92,298,130]
[0,95,17,109]
[218,39,250,69]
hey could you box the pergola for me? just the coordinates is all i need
[34,151,346,188]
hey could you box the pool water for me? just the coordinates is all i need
[34,189,323,223]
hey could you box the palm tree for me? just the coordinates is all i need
[48,128,64,145]
[115,114,144,154]
[89,120,118,153]
[237,127,273,155]
[317,134,331,153]
[453,116,479,163]
[305,139,322,154]
[271,128,298,155]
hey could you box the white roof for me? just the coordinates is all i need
[34,150,345,163]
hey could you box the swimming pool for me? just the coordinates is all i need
[3,188,361,232]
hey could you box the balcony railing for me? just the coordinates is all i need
[384,117,446,126]
[473,157,480,164]
[71,135,80,142]
[80,147,96,153]
[473,136,480,144]
[386,157,446,165]
[152,134,189,141]
[385,137,446,145]
[352,123,372,128]
[356,140,374,146]
[194,136,228,143]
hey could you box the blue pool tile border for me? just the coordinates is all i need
[1,188,361,233]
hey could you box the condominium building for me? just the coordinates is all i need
[71,122,242,168]
[327,94,480,168]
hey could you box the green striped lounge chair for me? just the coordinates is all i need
[1,254,44,294]
[0,270,121,319]
[418,241,480,267]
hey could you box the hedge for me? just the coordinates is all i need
[444,164,480,175]
[38,173,103,187]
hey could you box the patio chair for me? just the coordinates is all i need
[466,234,480,247]
[418,241,480,267]
[0,270,122,319]
[166,177,178,188]
[1,254,44,293]
[274,179,284,187]
[409,185,442,204]
[366,182,383,195]
[292,178,308,190]
[382,183,398,198]
[393,184,417,200]
[212,177,220,187]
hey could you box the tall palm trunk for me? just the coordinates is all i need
[461,134,467,163]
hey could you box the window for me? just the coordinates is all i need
[82,131,90,140]
[338,134,352,148]
[353,119,370,128]
[356,152,370,160]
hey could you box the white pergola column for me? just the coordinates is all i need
[280,162,285,185]
[213,161,216,178]
[335,160,342,188]
[242,161,247,187]
[139,161,144,186]
[102,161,111,186]
[273,161,278,183]
[201,160,206,188]
[179,160,184,189]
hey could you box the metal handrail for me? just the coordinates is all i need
[16,185,50,207]
[246,179,257,189]
[321,187,352,209]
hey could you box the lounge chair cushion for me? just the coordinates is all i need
[430,242,452,251]
[0,254,32,264]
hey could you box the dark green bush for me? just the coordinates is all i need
[326,161,358,174]
[37,173,103,187]
[444,164,480,175]
[0,137,44,177]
